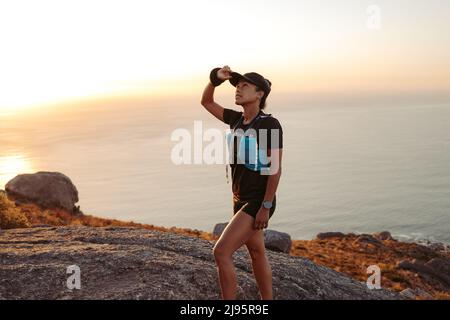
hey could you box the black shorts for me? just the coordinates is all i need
[233,196,276,219]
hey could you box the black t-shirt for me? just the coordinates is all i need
[223,108,283,201]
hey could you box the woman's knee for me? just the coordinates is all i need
[213,243,233,263]
[245,231,267,260]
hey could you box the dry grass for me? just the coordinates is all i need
[290,236,450,300]
[26,204,214,241]
[0,193,30,229]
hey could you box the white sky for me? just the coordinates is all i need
[0,0,449,110]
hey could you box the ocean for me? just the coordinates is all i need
[1,97,449,244]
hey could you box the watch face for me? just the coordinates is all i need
[263,201,272,209]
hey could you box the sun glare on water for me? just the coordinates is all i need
[0,155,34,189]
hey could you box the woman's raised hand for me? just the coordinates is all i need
[217,65,233,81]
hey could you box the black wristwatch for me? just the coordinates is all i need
[210,67,225,87]
[262,200,273,209]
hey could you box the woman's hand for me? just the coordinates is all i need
[217,65,233,81]
[254,207,270,230]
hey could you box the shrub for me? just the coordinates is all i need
[0,193,30,229]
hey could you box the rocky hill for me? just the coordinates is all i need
[0,226,401,300]
[2,172,448,300]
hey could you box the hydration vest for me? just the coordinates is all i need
[225,112,273,183]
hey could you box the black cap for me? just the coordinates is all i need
[229,71,272,97]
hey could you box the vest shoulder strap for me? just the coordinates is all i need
[231,112,272,130]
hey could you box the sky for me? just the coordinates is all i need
[0,0,449,111]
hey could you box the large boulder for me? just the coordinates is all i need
[373,231,394,241]
[264,229,292,253]
[212,223,291,253]
[316,232,345,240]
[0,226,402,299]
[5,171,81,214]
[212,223,228,238]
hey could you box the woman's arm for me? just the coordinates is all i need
[200,65,233,122]
[201,82,225,122]
[263,148,283,203]
[254,148,283,230]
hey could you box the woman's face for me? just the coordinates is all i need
[235,80,263,106]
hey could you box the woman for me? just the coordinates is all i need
[201,65,283,300]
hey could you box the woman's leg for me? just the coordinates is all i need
[213,210,259,300]
[245,230,273,300]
